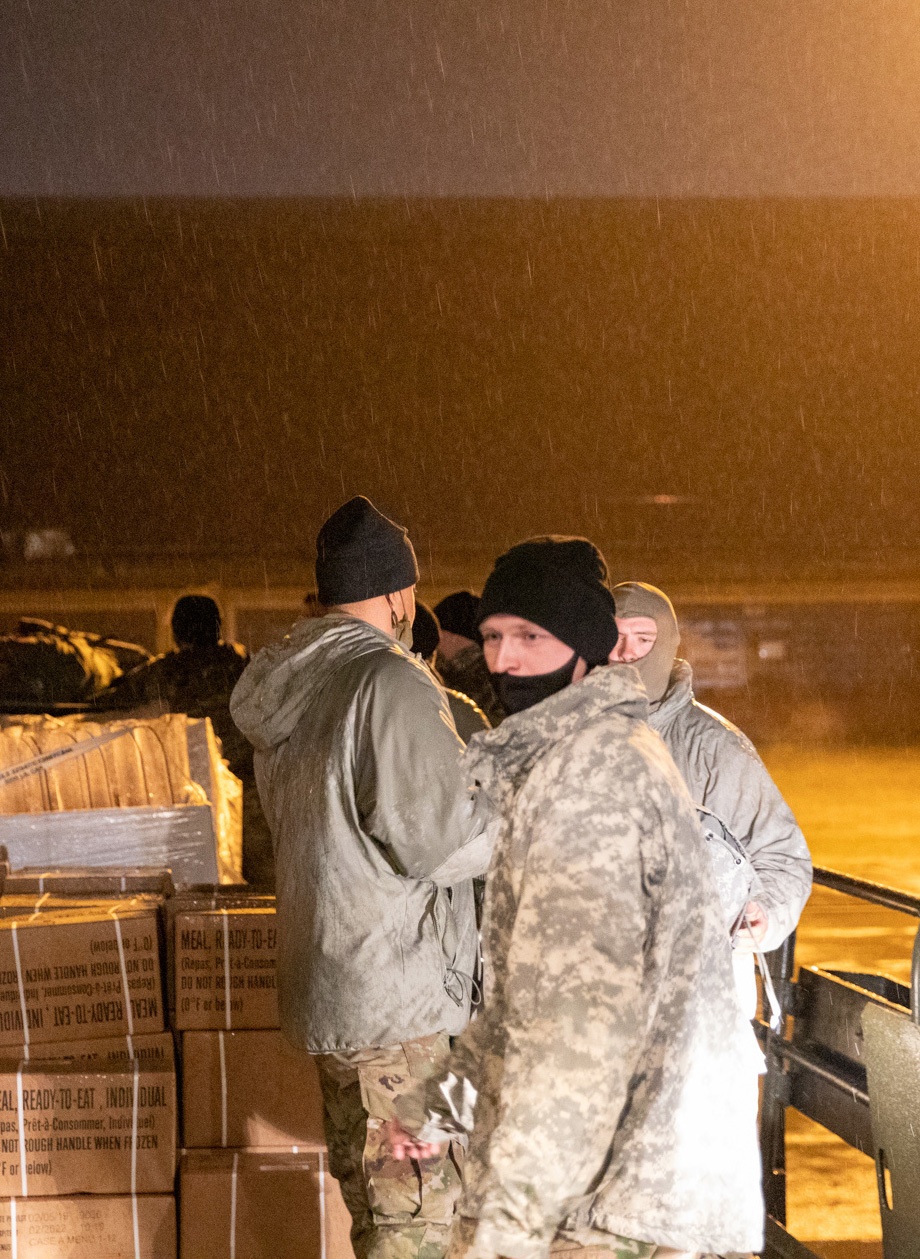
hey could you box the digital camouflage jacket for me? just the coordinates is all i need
[399,665,764,1259]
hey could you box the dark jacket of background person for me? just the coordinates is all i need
[438,643,505,728]
[411,600,491,745]
[229,612,493,1052]
[443,687,490,743]
[104,638,248,737]
[398,665,764,1257]
[101,636,276,888]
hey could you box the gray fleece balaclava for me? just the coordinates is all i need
[613,582,681,704]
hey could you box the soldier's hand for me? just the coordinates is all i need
[381,1118,446,1161]
[734,900,769,952]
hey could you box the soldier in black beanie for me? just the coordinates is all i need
[477,535,619,713]
[434,591,506,727]
[231,495,492,1259]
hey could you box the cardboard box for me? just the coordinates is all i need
[182,1031,324,1148]
[164,891,273,1015]
[0,1194,176,1258]
[0,907,164,1047]
[173,906,277,1030]
[179,1148,354,1259]
[4,868,175,897]
[23,1032,175,1069]
[0,1056,176,1196]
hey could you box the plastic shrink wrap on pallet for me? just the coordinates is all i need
[0,715,242,887]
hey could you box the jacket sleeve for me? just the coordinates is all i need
[688,712,812,951]
[461,753,653,1259]
[355,650,492,883]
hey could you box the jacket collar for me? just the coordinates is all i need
[465,664,648,813]
[649,657,695,724]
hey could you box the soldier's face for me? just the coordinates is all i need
[609,616,658,663]
[480,615,587,680]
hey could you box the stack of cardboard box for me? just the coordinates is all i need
[171,892,353,1259]
[0,885,178,1257]
[0,874,356,1257]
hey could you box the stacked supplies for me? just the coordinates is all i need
[171,891,353,1259]
[0,893,177,1258]
[0,875,354,1256]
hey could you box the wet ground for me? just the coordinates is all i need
[760,746,920,1253]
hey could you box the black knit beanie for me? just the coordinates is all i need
[477,536,618,667]
[315,496,419,605]
[434,591,480,643]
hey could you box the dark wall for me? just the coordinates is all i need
[5,197,920,570]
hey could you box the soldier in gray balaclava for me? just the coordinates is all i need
[612,581,812,964]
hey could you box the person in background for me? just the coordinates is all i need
[434,591,505,726]
[230,496,494,1259]
[610,581,812,963]
[412,601,490,743]
[386,537,764,1259]
[100,594,275,887]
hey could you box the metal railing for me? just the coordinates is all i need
[761,865,920,1258]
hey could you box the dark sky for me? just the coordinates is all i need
[5,0,920,197]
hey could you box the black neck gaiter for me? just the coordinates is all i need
[494,653,579,714]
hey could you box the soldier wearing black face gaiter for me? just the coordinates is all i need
[476,536,619,713]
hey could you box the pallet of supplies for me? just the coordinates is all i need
[0,905,164,1048]
[0,715,241,887]
[172,898,277,1031]
[0,1193,176,1258]
[179,1148,353,1259]
[0,1055,176,1196]
[181,1030,324,1148]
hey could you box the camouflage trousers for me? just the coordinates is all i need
[450,1218,704,1259]
[315,1032,463,1259]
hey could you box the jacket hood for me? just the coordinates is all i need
[465,664,648,815]
[230,613,398,752]
[650,657,695,722]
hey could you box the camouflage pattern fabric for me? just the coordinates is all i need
[438,644,505,728]
[397,665,764,1259]
[316,1032,464,1259]
[451,1217,693,1259]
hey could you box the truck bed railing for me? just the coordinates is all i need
[761,865,920,1259]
